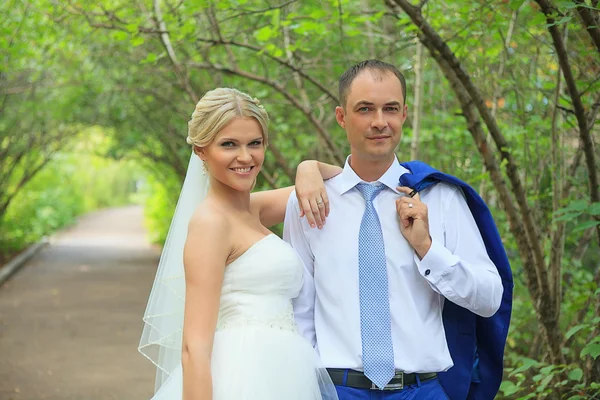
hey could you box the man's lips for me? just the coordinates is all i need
[368,135,391,140]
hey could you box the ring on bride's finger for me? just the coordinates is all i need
[316,199,324,206]
[408,203,413,208]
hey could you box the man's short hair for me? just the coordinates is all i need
[338,59,407,108]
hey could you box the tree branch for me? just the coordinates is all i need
[573,0,600,54]
[219,0,298,23]
[259,166,278,188]
[536,0,600,249]
[267,141,296,181]
[388,0,553,345]
[195,38,339,104]
[152,0,199,103]
[188,62,345,165]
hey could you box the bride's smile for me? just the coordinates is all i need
[196,116,265,192]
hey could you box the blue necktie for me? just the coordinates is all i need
[356,183,395,389]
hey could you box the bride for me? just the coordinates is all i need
[138,88,340,399]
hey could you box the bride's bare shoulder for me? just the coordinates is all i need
[188,200,231,238]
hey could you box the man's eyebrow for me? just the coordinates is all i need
[353,100,402,107]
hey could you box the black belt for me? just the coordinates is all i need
[327,368,437,391]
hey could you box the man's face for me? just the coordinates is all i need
[335,70,407,164]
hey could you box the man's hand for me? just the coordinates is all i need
[395,186,432,259]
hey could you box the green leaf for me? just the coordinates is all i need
[346,29,363,37]
[537,373,554,392]
[112,31,128,41]
[270,9,280,28]
[255,26,273,42]
[131,36,144,47]
[588,202,600,215]
[141,53,157,64]
[561,200,589,213]
[309,9,327,19]
[554,212,580,222]
[573,220,600,233]
[500,380,520,396]
[509,358,539,376]
[180,23,195,36]
[540,365,555,375]
[531,13,547,26]
[370,11,385,22]
[566,325,587,340]
[293,20,322,35]
[581,342,600,359]
[517,394,537,400]
[125,23,138,33]
[568,368,583,382]
[545,14,573,27]
[272,47,283,57]
[509,0,525,10]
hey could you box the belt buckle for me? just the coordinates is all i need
[371,372,404,391]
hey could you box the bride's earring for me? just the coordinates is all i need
[194,146,209,173]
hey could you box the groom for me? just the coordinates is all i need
[284,60,509,399]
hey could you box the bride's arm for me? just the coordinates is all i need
[251,160,341,228]
[181,210,230,400]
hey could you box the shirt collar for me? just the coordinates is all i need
[334,155,411,195]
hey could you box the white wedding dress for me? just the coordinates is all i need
[150,234,338,400]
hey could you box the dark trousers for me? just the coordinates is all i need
[335,376,450,400]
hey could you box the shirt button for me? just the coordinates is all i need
[425,269,431,276]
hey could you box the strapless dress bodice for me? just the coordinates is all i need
[215,234,303,333]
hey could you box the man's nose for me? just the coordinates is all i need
[371,110,388,130]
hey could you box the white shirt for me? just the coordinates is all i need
[283,156,503,374]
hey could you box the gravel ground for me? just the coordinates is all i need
[0,206,161,400]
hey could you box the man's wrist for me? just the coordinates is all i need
[414,237,432,259]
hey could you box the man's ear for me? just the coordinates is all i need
[193,145,206,160]
[401,104,408,125]
[335,106,346,129]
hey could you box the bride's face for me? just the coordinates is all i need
[198,116,265,192]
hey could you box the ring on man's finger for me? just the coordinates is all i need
[408,203,413,208]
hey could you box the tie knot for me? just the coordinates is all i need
[356,183,385,202]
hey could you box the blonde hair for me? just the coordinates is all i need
[187,88,269,148]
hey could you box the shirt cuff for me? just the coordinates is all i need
[414,239,458,283]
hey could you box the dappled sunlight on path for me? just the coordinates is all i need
[0,206,160,400]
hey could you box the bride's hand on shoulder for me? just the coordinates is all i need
[295,160,341,229]
[249,160,340,229]
[295,161,329,229]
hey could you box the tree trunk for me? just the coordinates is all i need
[411,39,423,161]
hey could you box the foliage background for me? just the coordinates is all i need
[1,0,599,398]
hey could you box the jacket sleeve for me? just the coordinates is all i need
[415,186,503,318]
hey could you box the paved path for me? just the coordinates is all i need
[0,206,161,400]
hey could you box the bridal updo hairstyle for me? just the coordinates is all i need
[187,88,269,148]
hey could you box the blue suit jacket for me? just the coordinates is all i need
[399,161,513,400]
